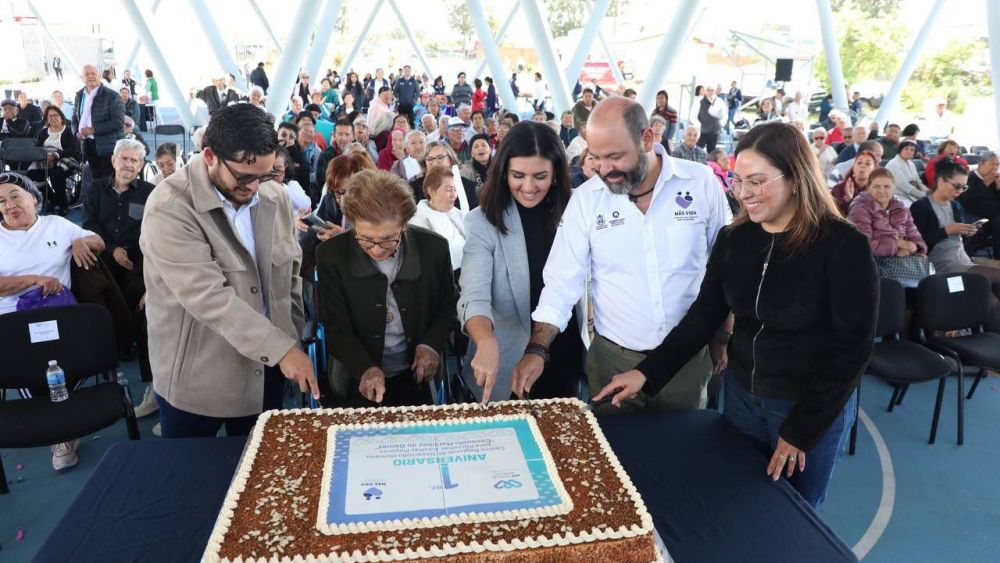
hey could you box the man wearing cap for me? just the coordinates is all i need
[451,73,473,108]
[73,64,125,179]
[0,99,30,140]
[446,116,471,165]
[393,65,420,126]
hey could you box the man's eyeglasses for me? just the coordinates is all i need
[732,174,785,194]
[355,231,403,250]
[220,158,278,187]
[944,179,969,192]
[425,154,450,164]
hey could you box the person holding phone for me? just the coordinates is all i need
[911,158,1000,331]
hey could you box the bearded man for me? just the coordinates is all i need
[511,97,732,414]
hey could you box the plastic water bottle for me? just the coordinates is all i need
[116,370,133,404]
[47,360,68,402]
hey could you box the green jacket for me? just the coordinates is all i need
[317,226,458,385]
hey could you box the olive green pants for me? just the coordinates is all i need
[586,333,711,416]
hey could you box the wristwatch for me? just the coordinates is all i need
[713,330,733,344]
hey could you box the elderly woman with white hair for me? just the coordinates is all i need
[248,85,266,109]
[390,129,427,181]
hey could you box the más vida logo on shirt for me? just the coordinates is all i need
[595,210,625,230]
[674,192,698,222]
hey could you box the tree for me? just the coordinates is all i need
[830,0,900,18]
[544,0,587,38]
[448,1,474,54]
[813,8,906,90]
[901,39,991,114]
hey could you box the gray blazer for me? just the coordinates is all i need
[458,203,532,401]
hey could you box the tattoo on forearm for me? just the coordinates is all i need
[529,322,559,348]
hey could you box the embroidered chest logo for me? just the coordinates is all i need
[595,214,607,230]
[674,192,698,222]
[609,210,625,227]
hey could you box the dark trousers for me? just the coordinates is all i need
[697,131,719,153]
[27,167,70,210]
[348,369,433,408]
[155,366,286,438]
[136,308,152,383]
[397,102,414,126]
[106,251,145,311]
[83,139,113,179]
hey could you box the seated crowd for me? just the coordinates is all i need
[3,62,999,511]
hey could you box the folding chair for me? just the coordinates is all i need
[849,278,954,452]
[1,145,49,208]
[0,304,140,494]
[915,273,1000,445]
[153,124,187,155]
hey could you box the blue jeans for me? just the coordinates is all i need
[722,372,856,509]
[726,106,739,133]
[155,366,287,439]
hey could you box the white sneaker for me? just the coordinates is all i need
[133,385,159,418]
[152,422,161,437]
[50,440,79,471]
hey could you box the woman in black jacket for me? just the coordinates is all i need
[317,169,458,407]
[34,106,81,215]
[596,122,878,509]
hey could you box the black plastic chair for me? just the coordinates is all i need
[0,304,140,494]
[153,124,186,155]
[916,273,1000,445]
[850,278,954,452]
[0,137,37,151]
[1,145,49,207]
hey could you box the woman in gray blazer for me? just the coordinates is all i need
[458,121,582,403]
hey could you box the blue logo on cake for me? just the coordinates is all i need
[363,486,383,500]
[493,479,522,489]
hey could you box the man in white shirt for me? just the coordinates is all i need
[511,97,732,413]
[783,91,808,123]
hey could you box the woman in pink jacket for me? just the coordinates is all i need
[848,168,927,257]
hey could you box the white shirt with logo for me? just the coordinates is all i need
[532,143,732,351]
[0,215,96,315]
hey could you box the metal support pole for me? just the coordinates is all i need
[466,0,519,111]
[874,0,945,129]
[474,1,519,79]
[519,0,573,115]
[247,0,283,54]
[25,0,82,80]
[815,0,849,111]
[637,0,701,112]
[303,0,344,82]
[564,0,610,89]
[988,0,1000,149]
[340,0,385,77]
[119,0,197,131]
[266,0,323,121]
[189,0,245,83]
[125,0,162,76]
[597,30,626,86]
[387,0,435,79]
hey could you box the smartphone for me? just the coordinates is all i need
[973,218,990,229]
[302,214,328,228]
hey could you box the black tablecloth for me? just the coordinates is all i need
[34,410,856,563]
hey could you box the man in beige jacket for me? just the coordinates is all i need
[140,103,318,438]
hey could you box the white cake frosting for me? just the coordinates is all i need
[202,399,658,563]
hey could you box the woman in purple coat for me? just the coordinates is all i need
[847,168,927,257]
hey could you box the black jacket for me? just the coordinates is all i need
[198,86,241,115]
[910,196,965,251]
[36,126,82,160]
[72,84,125,156]
[636,219,878,452]
[82,176,156,257]
[957,171,1000,221]
[317,226,458,381]
[250,66,269,93]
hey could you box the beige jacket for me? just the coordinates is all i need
[140,154,304,417]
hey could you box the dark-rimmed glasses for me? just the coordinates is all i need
[220,158,278,187]
[355,230,403,250]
